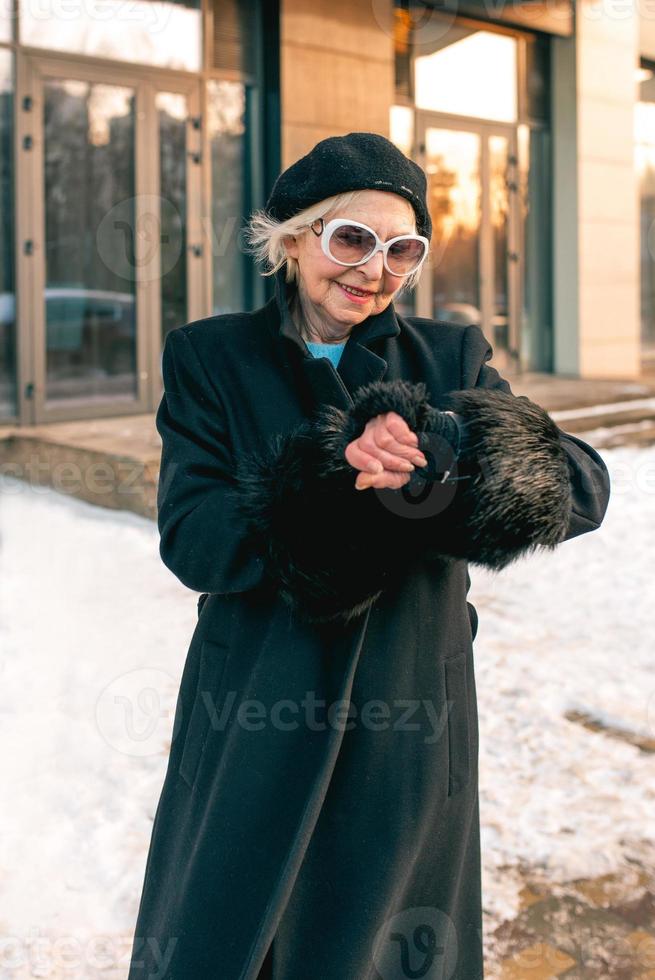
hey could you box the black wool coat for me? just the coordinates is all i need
[127,270,611,980]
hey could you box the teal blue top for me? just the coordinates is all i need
[305,340,347,369]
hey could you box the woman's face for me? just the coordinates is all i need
[283,190,417,335]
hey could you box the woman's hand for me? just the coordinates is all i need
[344,412,428,490]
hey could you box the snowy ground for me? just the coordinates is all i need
[470,444,655,938]
[0,444,653,977]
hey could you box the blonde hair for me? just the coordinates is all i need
[243,189,426,294]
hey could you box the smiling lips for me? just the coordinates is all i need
[338,282,378,300]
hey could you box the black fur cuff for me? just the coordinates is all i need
[234,380,574,622]
[415,388,574,570]
[233,417,384,624]
[347,378,440,434]
[342,382,574,571]
[234,379,441,624]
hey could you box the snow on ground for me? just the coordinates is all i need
[470,443,655,933]
[0,444,653,976]
[0,481,197,978]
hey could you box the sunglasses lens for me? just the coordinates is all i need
[386,238,426,275]
[328,224,376,264]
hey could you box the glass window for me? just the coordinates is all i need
[0,49,15,418]
[636,63,655,369]
[208,79,250,315]
[43,79,137,406]
[424,127,482,321]
[20,0,202,72]
[157,92,188,343]
[0,3,13,42]
[390,104,414,157]
[490,134,510,354]
[393,4,552,369]
[518,124,553,370]
[412,26,518,123]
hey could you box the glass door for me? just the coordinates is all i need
[19,54,203,422]
[415,114,522,375]
[155,86,206,347]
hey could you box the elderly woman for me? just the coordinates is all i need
[128,133,610,980]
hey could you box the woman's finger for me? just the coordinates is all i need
[344,440,386,474]
[382,412,420,447]
[356,435,417,472]
[344,414,427,473]
[346,434,425,474]
[363,429,425,465]
[361,416,427,466]
[355,469,412,491]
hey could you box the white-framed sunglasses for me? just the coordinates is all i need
[309,218,429,278]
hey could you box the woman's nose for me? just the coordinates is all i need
[358,250,385,280]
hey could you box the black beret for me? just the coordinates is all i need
[264,132,432,240]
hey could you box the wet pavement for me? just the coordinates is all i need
[487,842,655,978]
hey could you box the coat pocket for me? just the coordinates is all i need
[178,638,231,791]
[443,652,471,798]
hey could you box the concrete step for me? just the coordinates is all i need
[550,396,655,431]
[0,413,160,520]
[550,397,655,448]
[573,420,655,449]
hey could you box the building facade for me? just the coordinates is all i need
[0,0,651,426]
[0,0,280,425]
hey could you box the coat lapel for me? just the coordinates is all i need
[274,269,400,412]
